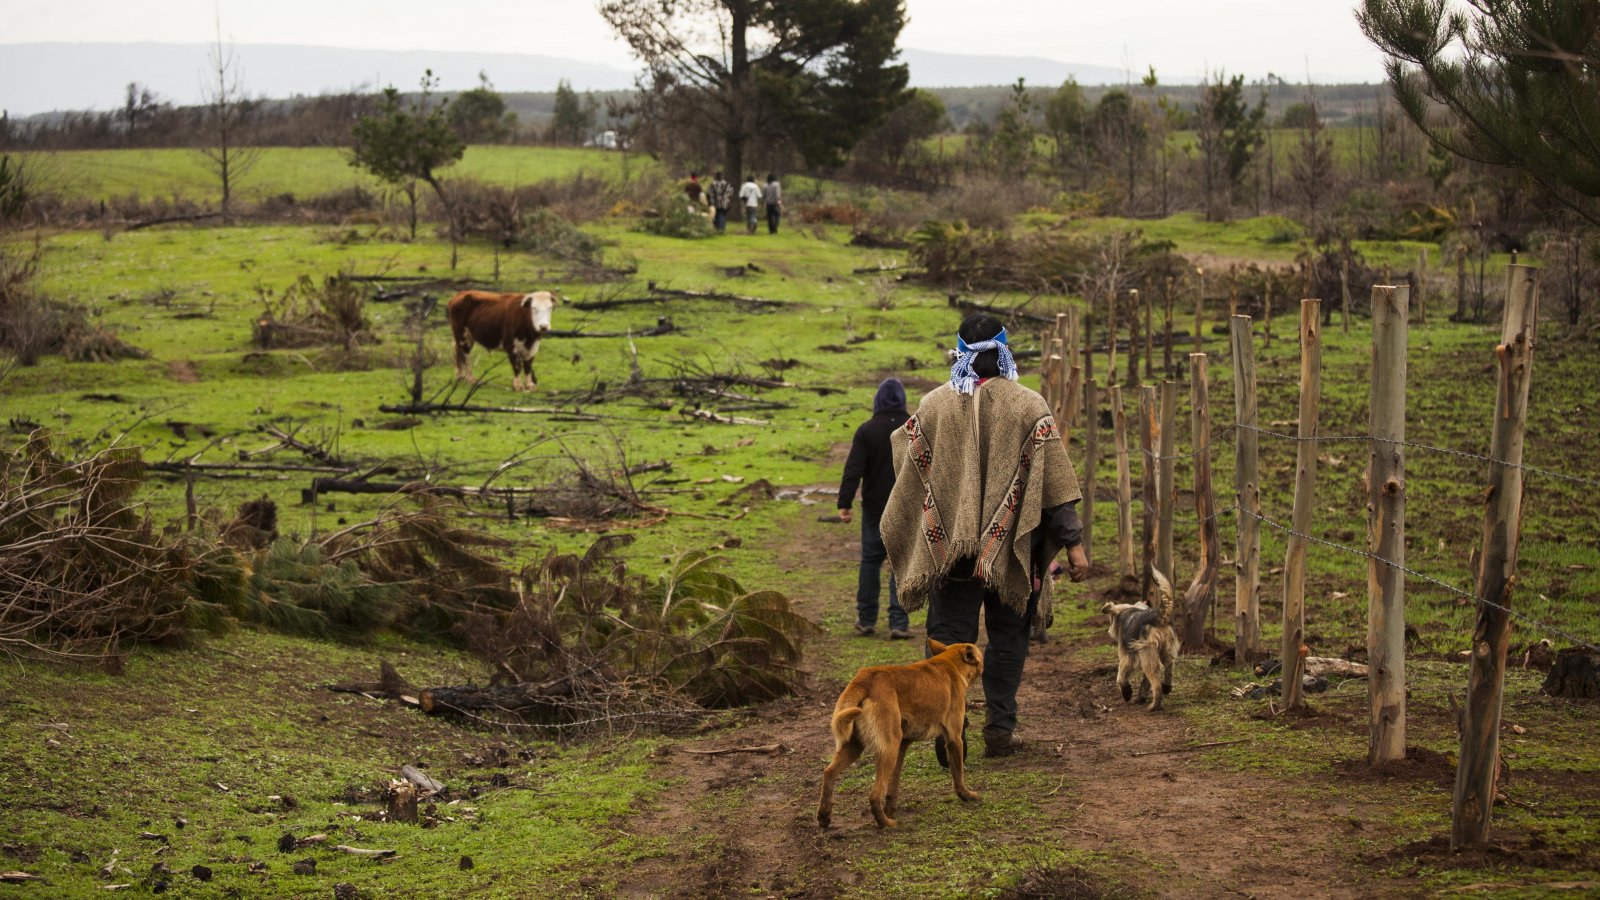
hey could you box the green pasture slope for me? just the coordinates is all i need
[24,145,655,203]
[3,166,1599,894]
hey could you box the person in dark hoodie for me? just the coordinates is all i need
[838,377,912,639]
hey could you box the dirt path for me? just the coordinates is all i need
[611,512,1413,899]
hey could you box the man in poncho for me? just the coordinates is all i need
[882,314,1089,758]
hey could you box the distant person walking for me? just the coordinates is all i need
[839,377,913,640]
[763,173,783,234]
[684,171,704,208]
[739,174,762,235]
[707,171,733,233]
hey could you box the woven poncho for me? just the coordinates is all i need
[882,378,1081,615]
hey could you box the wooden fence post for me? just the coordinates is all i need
[1417,249,1428,324]
[1157,380,1178,584]
[1341,254,1352,333]
[1282,299,1323,710]
[1194,269,1206,355]
[1264,276,1274,348]
[1143,284,1154,381]
[1368,284,1409,765]
[1230,315,1260,668]
[1182,353,1219,652]
[1451,265,1540,849]
[1139,385,1159,601]
[1110,384,1136,579]
[1163,275,1176,378]
[1063,365,1083,442]
[1107,291,1119,387]
[1456,246,1469,322]
[1127,289,1142,388]
[1066,308,1082,427]
[1082,378,1100,564]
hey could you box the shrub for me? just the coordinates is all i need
[0,240,146,365]
[252,273,372,350]
[638,191,714,239]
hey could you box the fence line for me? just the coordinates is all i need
[1238,508,1600,652]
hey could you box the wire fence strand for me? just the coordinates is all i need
[1237,508,1599,652]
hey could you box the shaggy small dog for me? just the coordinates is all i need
[1100,568,1180,711]
[817,640,983,829]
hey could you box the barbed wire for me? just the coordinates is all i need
[1137,423,1239,462]
[1236,424,1600,491]
[1237,508,1599,652]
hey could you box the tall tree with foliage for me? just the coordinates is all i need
[1092,89,1150,210]
[1290,97,1336,229]
[1044,78,1091,187]
[349,72,465,247]
[990,79,1038,174]
[1358,0,1600,225]
[600,0,909,181]
[449,72,515,143]
[1194,72,1266,221]
[549,80,594,145]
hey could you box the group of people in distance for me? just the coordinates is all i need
[685,171,782,235]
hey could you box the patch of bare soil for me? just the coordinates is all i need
[611,514,1416,899]
[166,359,201,383]
[1378,833,1600,874]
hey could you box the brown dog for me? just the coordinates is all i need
[1101,567,1180,711]
[817,639,983,829]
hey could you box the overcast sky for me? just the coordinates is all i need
[9,0,1388,84]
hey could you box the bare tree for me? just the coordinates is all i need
[197,16,262,224]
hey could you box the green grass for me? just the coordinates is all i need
[0,630,667,897]
[23,145,656,203]
[4,179,1598,895]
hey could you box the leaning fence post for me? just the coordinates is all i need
[1451,265,1540,849]
[1417,249,1428,324]
[1368,284,1410,765]
[1143,284,1155,381]
[1157,380,1178,585]
[1139,385,1159,601]
[1182,353,1219,653]
[1110,384,1136,579]
[1282,299,1322,710]
[1082,377,1101,564]
[1341,254,1352,333]
[1107,290,1120,387]
[1127,289,1142,388]
[1230,316,1260,667]
[1163,275,1176,378]
[1194,268,1206,355]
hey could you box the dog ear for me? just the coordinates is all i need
[927,638,947,654]
[1099,602,1115,614]
[962,645,980,666]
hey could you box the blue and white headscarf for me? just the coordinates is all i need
[949,327,1018,395]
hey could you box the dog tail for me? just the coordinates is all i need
[1150,566,1176,627]
[829,683,869,748]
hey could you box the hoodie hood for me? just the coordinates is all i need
[873,377,908,415]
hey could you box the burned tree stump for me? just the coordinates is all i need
[386,781,418,824]
[1541,649,1600,699]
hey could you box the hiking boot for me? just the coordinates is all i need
[888,629,912,640]
[984,733,1024,758]
[853,623,876,637]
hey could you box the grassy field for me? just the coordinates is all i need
[21,145,656,203]
[3,165,1598,895]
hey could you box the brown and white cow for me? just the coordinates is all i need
[446,290,558,391]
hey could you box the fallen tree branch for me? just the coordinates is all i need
[678,742,790,757]
[377,401,604,420]
[332,845,397,859]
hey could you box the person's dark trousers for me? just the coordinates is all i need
[766,203,780,234]
[925,571,1033,741]
[856,511,909,632]
[713,207,727,232]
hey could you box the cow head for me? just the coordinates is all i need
[521,291,557,335]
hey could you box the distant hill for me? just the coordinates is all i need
[0,43,641,116]
[1,41,1168,118]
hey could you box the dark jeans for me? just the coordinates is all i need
[857,512,908,632]
[712,207,728,232]
[766,203,781,233]
[926,569,1034,738]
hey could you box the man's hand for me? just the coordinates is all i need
[839,507,852,523]
[1066,545,1090,582]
